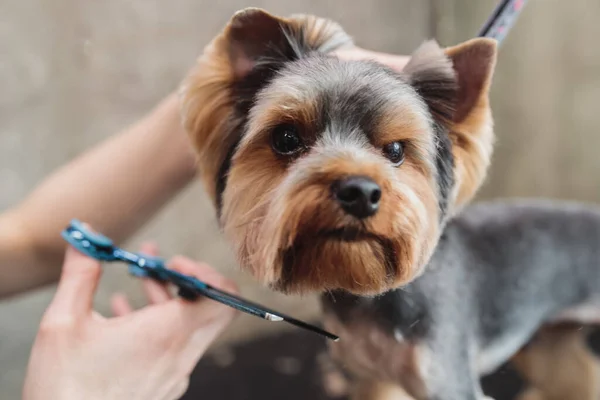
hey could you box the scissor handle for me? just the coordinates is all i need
[71,219,113,246]
[62,219,116,261]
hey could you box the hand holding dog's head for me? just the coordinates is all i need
[180,8,497,295]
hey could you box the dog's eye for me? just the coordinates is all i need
[382,141,405,166]
[271,124,304,155]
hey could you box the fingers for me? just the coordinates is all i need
[143,278,172,304]
[110,241,171,317]
[139,242,172,304]
[116,254,238,335]
[140,257,239,331]
[160,257,239,375]
[110,293,133,316]
[333,47,410,72]
[127,257,238,376]
[169,257,238,335]
[45,245,103,318]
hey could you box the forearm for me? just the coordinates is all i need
[0,93,197,298]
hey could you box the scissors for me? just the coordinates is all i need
[61,219,339,342]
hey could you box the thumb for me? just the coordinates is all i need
[46,245,103,318]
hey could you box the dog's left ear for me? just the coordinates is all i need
[404,38,498,212]
[226,8,353,79]
[226,8,297,79]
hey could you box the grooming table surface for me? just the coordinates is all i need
[181,323,598,400]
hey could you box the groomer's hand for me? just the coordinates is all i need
[23,243,237,400]
[334,47,410,72]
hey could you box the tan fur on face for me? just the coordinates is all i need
[222,100,440,294]
[215,61,441,294]
[222,141,439,294]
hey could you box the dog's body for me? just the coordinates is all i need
[322,199,600,399]
[179,8,599,400]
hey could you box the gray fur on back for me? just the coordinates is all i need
[432,199,600,371]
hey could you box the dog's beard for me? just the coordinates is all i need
[222,147,440,296]
[275,229,407,295]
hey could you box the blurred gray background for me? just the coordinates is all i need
[1,0,599,398]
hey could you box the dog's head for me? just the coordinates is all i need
[180,8,497,295]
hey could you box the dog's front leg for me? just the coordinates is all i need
[418,336,493,400]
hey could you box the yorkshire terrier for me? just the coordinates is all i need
[179,8,600,399]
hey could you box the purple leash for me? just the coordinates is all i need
[478,0,529,44]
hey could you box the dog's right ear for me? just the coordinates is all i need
[403,38,498,214]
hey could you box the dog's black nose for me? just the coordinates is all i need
[332,176,381,219]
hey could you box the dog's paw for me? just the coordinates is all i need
[317,351,350,398]
[514,387,545,400]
